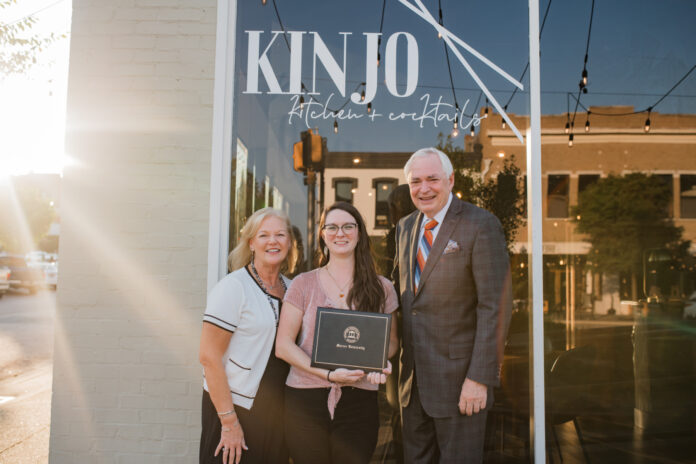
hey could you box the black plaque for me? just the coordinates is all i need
[310,307,391,373]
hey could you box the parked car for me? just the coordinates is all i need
[0,254,44,294]
[28,260,58,290]
[0,265,10,297]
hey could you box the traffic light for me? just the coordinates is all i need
[292,129,327,172]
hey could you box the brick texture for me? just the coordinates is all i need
[49,0,216,461]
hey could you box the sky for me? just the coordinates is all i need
[0,0,71,176]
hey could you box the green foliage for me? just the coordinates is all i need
[571,173,688,278]
[0,0,67,76]
[436,133,525,251]
[0,182,55,252]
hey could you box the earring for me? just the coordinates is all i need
[323,246,329,256]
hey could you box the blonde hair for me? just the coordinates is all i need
[228,208,298,274]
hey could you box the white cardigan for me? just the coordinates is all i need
[202,267,290,410]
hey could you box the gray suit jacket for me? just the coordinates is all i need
[394,198,512,418]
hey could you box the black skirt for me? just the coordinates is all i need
[200,345,289,464]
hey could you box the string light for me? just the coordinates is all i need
[299,95,305,110]
[360,89,365,102]
[333,118,338,134]
[644,108,651,132]
[585,111,590,132]
[565,121,570,134]
[437,0,443,39]
[484,98,489,115]
[582,68,588,86]
[470,126,475,137]
[367,102,372,114]
[262,0,267,4]
[454,115,458,130]
[451,127,459,138]
[568,133,574,147]
[502,118,506,130]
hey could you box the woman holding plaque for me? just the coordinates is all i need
[199,208,297,464]
[276,202,399,464]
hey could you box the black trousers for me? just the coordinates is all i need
[284,386,379,464]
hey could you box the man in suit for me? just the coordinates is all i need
[393,147,512,463]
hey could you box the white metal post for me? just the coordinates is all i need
[528,0,546,460]
[207,0,238,290]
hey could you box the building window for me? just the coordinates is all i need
[547,174,570,218]
[577,174,600,197]
[656,174,674,218]
[373,178,398,229]
[680,175,696,218]
[333,177,357,204]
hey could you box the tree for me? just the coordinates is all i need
[0,181,55,253]
[571,173,689,300]
[0,0,66,76]
[437,134,525,252]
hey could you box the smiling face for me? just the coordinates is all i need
[407,153,454,218]
[248,215,291,268]
[321,209,359,257]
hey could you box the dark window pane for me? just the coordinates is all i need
[578,174,600,195]
[335,180,354,204]
[374,179,396,229]
[548,174,569,218]
[680,175,696,218]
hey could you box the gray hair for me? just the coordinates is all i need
[403,147,453,180]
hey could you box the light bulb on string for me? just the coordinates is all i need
[360,89,365,102]
[451,127,459,138]
[644,116,651,132]
[454,115,458,130]
[582,68,588,86]
[568,134,574,147]
[470,126,475,137]
[502,119,506,130]
[299,95,305,110]
[585,112,590,133]
[333,119,338,134]
[367,102,372,114]
[565,121,570,134]
[377,52,381,68]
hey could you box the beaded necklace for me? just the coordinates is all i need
[249,260,287,325]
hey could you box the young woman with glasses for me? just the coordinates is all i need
[276,202,399,464]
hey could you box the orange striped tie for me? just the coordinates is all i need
[414,219,438,292]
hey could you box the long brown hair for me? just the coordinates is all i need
[318,202,386,313]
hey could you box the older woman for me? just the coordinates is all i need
[276,202,399,464]
[199,207,297,464]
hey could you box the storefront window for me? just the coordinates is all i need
[680,174,696,218]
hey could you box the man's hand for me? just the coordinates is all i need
[458,378,487,416]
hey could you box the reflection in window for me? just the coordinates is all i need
[333,178,357,204]
[373,178,398,229]
[577,174,600,196]
[680,175,696,218]
[548,174,569,218]
[655,174,674,217]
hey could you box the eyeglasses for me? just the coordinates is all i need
[322,223,358,235]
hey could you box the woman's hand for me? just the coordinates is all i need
[215,418,247,464]
[366,360,392,385]
[329,368,365,384]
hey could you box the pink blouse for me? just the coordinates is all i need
[283,268,398,393]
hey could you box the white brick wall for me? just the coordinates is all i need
[49,0,217,462]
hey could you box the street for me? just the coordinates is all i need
[0,290,55,464]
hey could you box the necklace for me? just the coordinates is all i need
[324,265,352,299]
[249,261,286,325]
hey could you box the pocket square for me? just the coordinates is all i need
[443,240,460,254]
